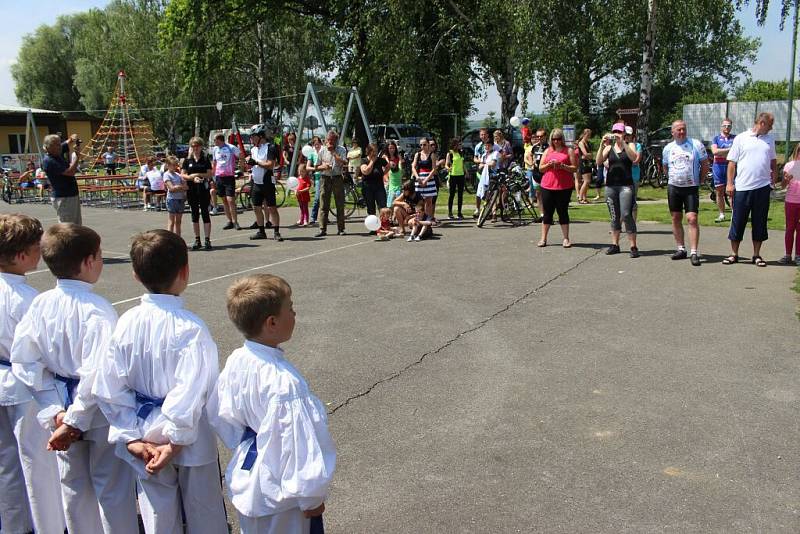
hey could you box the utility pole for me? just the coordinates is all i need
[786,0,799,163]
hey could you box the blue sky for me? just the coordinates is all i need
[0,0,793,118]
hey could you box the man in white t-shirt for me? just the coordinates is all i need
[246,125,282,241]
[211,133,241,230]
[661,119,709,266]
[723,112,777,267]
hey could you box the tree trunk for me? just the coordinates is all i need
[495,65,519,126]
[637,0,657,146]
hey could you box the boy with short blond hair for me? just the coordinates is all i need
[210,274,336,534]
[93,229,227,534]
[10,223,138,534]
[0,214,65,534]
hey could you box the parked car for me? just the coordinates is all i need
[370,123,431,155]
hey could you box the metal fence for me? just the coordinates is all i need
[683,100,800,142]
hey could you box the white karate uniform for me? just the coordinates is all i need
[93,293,227,534]
[10,279,138,534]
[0,273,65,534]
[209,340,336,534]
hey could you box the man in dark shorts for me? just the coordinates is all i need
[247,124,282,241]
[710,119,735,222]
[662,119,709,266]
[723,112,777,267]
[42,134,81,224]
[212,133,241,230]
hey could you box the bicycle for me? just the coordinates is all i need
[328,172,363,219]
[476,166,539,227]
[237,175,287,211]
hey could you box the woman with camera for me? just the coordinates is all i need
[596,123,640,257]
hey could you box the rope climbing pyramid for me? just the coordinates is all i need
[80,71,161,174]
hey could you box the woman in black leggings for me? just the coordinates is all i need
[181,136,214,250]
[446,138,466,219]
[537,128,578,247]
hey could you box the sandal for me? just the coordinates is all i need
[721,255,738,265]
[752,255,767,267]
[537,240,547,247]
[562,239,572,248]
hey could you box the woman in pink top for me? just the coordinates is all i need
[779,143,800,265]
[537,128,578,247]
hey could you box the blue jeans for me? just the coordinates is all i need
[311,175,321,222]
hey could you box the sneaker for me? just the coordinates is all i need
[249,231,267,240]
[234,222,241,230]
[222,221,235,230]
[214,206,224,215]
[778,255,792,265]
[204,238,212,251]
[457,214,464,220]
[142,206,148,212]
[274,232,283,242]
[606,244,620,255]
[264,221,273,229]
[715,214,725,223]
[690,253,701,266]
[629,246,640,258]
[337,230,346,236]
[248,221,259,230]
[191,238,202,251]
[671,249,687,260]
[407,236,414,242]
[413,235,421,241]
[314,230,327,238]
[448,213,454,220]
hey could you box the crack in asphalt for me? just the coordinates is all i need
[328,249,602,416]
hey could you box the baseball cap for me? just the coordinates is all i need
[624,126,633,135]
[611,123,625,133]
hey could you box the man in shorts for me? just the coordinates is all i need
[662,119,708,266]
[710,118,735,222]
[723,112,777,267]
[212,133,241,230]
[247,125,282,241]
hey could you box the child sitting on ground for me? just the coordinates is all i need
[392,181,421,236]
[10,223,138,534]
[296,161,312,226]
[376,207,395,240]
[93,229,228,534]
[163,156,187,237]
[210,274,336,534]
[407,201,433,242]
[0,214,65,534]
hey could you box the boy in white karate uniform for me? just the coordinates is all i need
[209,274,336,534]
[0,214,65,534]
[10,223,138,534]
[93,229,227,534]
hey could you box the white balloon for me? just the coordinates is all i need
[301,145,315,159]
[509,116,521,127]
[286,176,299,191]
[364,214,380,232]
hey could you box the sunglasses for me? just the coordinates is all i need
[722,124,732,128]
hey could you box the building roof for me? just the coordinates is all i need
[0,104,61,115]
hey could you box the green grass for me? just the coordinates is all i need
[568,199,787,230]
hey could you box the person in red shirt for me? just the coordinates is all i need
[295,160,312,226]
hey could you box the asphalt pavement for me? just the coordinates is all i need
[3,201,798,533]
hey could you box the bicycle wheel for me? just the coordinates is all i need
[465,170,477,194]
[476,189,497,227]
[275,182,287,207]
[238,183,252,211]
[329,186,358,219]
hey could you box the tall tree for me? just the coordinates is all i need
[11,15,88,110]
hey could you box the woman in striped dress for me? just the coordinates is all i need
[412,138,438,218]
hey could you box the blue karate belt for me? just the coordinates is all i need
[240,427,257,471]
[134,392,165,420]
[53,373,80,409]
[0,359,11,367]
